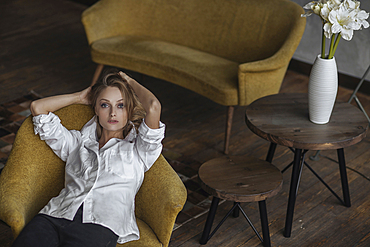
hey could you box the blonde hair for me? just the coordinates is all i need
[90,70,146,139]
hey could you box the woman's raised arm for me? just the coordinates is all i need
[30,87,91,116]
[119,72,161,129]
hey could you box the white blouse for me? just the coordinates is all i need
[33,112,165,244]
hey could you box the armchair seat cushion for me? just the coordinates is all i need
[119,218,161,247]
[91,35,239,106]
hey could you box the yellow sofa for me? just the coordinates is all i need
[81,0,306,153]
[0,104,187,247]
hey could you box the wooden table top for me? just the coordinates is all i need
[245,93,368,150]
[198,156,283,202]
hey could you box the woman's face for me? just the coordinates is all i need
[95,86,128,137]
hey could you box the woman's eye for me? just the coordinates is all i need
[101,103,109,108]
[118,103,125,109]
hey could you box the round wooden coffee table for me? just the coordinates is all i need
[245,93,368,237]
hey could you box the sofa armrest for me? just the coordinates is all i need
[239,51,291,73]
[240,6,306,73]
[237,42,299,106]
[135,155,187,247]
[237,6,306,105]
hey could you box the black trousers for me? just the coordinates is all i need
[12,205,118,247]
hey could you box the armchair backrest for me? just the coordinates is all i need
[82,0,305,63]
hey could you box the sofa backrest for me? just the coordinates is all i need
[83,0,304,63]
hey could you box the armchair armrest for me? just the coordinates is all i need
[0,105,94,239]
[0,117,66,238]
[135,155,187,247]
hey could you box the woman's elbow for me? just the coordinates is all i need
[30,100,45,116]
[148,99,161,116]
[144,99,162,129]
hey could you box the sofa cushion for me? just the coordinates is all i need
[91,35,239,106]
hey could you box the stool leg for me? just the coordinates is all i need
[337,148,351,207]
[284,148,303,238]
[200,197,220,245]
[233,202,239,217]
[258,200,271,247]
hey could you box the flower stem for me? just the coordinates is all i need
[328,34,336,59]
[328,34,341,59]
[321,24,326,59]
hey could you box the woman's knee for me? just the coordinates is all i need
[11,214,59,247]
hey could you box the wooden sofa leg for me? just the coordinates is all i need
[91,64,104,86]
[224,106,234,154]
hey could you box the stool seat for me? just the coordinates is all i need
[198,155,283,246]
[199,155,283,202]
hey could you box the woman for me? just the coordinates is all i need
[12,70,165,247]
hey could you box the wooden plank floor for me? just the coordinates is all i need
[1,0,370,247]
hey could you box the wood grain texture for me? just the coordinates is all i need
[198,156,283,202]
[245,93,368,150]
[0,0,94,104]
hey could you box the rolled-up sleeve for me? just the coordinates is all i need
[33,112,81,162]
[136,120,165,172]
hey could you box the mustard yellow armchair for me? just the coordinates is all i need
[0,104,187,247]
[81,0,306,154]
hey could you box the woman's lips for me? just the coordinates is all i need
[108,120,119,124]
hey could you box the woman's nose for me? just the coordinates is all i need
[110,109,116,117]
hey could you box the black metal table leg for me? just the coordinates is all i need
[200,197,220,244]
[284,148,303,238]
[337,148,351,207]
[266,143,277,163]
[259,200,271,247]
[233,202,239,217]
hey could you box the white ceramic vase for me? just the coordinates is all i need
[308,55,338,124]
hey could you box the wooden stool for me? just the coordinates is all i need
[198,156,283,247]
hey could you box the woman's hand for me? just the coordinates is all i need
[118,71,132,83]
[78,87,92,105]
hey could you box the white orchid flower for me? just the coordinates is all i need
[302,0,369,59]
[320,0,341,20]
[323,22,334,38]
[331,0,342,5]
[321,4,332,21]
[328,5,357,40]
[302,2,317,17]
[342,0,369,29]
[343,0,359,10]
[302,0,329,17]
[355,9,370,29]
